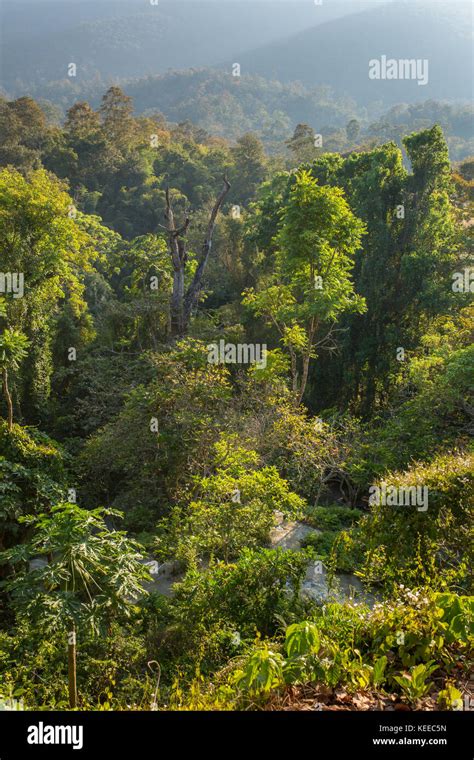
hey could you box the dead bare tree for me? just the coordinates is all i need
[164,176,231,337]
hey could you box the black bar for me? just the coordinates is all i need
[0,710,472,758]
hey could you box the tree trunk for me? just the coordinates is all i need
[68,626,77,708]
[170,264,185,337]
[165,177,230,338]
[297,353,311,406]
[2,367,13,431]
[296,319,316,405]
[164,187,189,337]
[183,176,231,328]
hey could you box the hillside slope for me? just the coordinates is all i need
[235,0,473,104]
[0,0,371,92]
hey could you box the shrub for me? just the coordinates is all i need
[305,505,362,531]
[0,422,67,550]
[229,589,473,704]
[356,450,473,590]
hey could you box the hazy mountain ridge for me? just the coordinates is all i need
[2,0,471,106]
[0,0,472,156]
[234,0,473,105]
[0,0,371,89]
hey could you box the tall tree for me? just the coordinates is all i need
[243,170,366,404]
[0,96,49,170]
[164,177,231,336]
[65,102,101,139]
[309,128,458,414]
[0,327,29,431]
[285,124,318,165]
[99,86,137,152]
[230,133,267,205]
[0,168,95,422]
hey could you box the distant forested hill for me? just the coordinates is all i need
[5,67,471,159]
[0,0,371,91]
[236,0,473,105]
[1,0,471,107]
[0,0,472,157]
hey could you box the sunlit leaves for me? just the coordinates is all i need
[0,503,150,636]
[234,645,285,694]
[285,621,320,657]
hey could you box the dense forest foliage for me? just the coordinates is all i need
[20,72,473,160]
[2,2,473,162]
[0,86,472,712]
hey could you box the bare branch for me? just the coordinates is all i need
[183,175,231,324]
